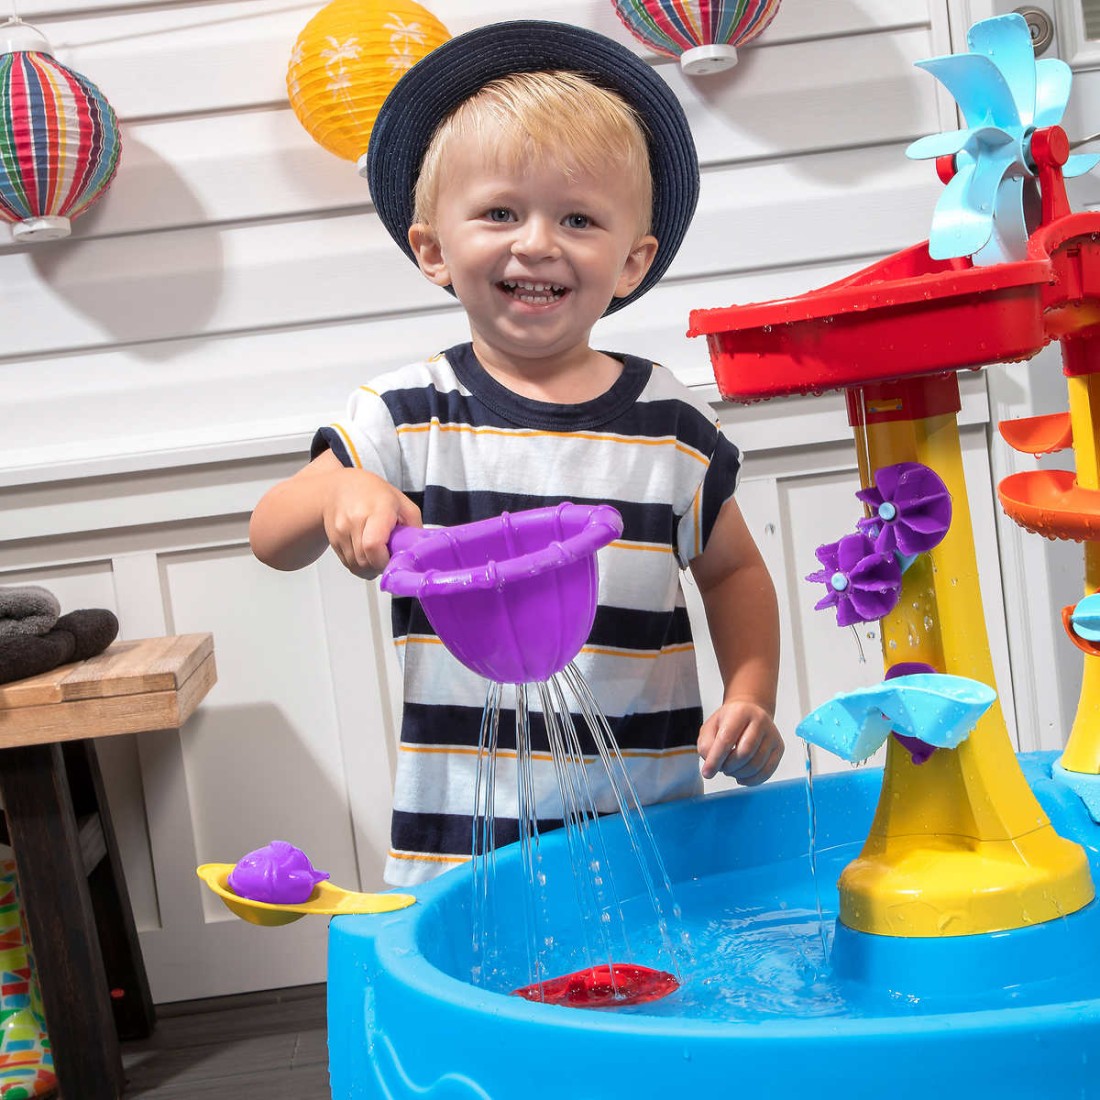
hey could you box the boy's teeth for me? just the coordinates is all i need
[502,280,565,301]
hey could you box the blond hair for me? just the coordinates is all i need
[412,70,653,235]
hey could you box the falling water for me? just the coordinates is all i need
[537,678,635,968]
[803,740,830,962]
[470,681,502,988]
[849,624,866,664]
[559,663,691,976]
[469,661,689,996]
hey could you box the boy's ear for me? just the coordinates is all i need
[613,235,660,299]
[408,223,452,287]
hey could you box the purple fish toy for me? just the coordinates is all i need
[227,841,330,905]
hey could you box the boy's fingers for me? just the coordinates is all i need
[721,723,763,775]
[729,734,774,780]
[396,495,422,529]
[737,742,783,786]
[702,721,743,779]
[360,507,404,570]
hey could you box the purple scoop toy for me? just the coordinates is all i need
[380,503,623,684]
[227,841,330,905]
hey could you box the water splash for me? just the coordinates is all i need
[470,662,691,998]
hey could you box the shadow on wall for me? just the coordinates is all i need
[25,133,222,364]
[687,2,927,187]
[183,699,370,894]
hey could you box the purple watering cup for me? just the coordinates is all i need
[379,503,623,684]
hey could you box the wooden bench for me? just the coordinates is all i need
[0,634,216,1099]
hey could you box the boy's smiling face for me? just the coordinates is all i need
[408,127,658,375]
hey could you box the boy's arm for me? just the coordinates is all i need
[250,449,421,578]
[689,496,784,785]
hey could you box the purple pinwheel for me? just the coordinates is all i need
[856,462,952,557]
[807,531,903,628]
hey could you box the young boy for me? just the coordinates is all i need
[250,20,783,886]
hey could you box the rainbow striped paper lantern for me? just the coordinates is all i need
[287,0,450,171]
[613,0,783,74]
[0,19,121,243]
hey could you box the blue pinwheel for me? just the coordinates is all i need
[907,13,1099,265]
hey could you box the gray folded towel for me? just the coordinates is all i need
[0,585,61,638]
[0,609,119,686]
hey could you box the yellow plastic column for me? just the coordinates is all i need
[1060,369,1100,773]
[839,378,1093,937]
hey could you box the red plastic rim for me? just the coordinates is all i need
[688,243,1052,401]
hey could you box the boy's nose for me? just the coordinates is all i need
[512,217,561,260]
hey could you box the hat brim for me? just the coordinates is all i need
[365,20,699,316]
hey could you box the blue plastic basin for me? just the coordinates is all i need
[328,752,1100,1099]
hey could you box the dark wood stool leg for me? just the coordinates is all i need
[0,742,124,1100]
[62,740,156,1042]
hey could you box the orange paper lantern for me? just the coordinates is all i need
[287,0,450,167]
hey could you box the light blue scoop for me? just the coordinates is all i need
[796,673,997,763]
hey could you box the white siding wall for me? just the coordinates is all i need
[0,0,1054,1000]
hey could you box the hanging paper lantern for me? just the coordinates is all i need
[0,19,122,243]
[612,0,783,75]
[287,0,450,171]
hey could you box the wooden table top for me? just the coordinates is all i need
[0,634,216,748]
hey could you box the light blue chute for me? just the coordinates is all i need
[796,674,997,763]
[907,13,1099,265]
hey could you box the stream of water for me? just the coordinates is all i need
[469,662,691,996]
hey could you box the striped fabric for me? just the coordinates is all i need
[612,0,783,58]
[0,51,121,226]
[313,343,741,885]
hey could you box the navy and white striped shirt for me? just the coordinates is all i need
[313,343,741,885]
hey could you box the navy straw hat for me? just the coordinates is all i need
[364,20,700,315]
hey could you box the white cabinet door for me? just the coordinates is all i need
[0,460,398,1002]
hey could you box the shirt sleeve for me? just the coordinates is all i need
[675,427,741,566]
[309,385,405,488]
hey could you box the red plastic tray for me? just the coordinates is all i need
[689,243,1052,403]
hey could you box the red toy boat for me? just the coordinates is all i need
[511,963,679,1009]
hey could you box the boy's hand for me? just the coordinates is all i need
[322,468,421,580]
[697,700,784,785]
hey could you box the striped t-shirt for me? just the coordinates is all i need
[312,343,741,886]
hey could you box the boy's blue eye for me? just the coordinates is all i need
[487,208,513,222]
[564,213,590,229]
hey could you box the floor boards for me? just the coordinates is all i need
[120,984,330,1098]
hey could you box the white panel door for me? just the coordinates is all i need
[0,501,398,1003]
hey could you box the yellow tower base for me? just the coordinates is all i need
[839,377,1093,937]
